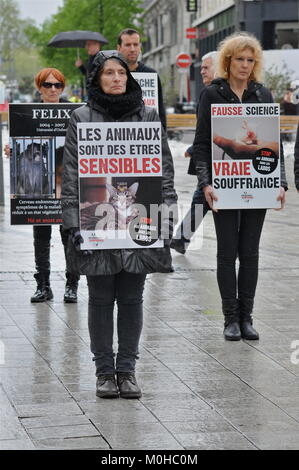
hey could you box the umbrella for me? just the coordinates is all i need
[47,30,108,48]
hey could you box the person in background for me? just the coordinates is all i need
[170,51,217,254]
[117,28,167,130]
[75,40,102,80]
[193,32,287,341]
[281,89,297,115]
[7,69,80,303]
[61,50,177,399]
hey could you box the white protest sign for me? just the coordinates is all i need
[78,121,163,249]
[131,72,159,111]
[211,103,281,209]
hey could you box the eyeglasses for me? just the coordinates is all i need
[41,82,64,89]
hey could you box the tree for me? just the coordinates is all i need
[264,62,295,103]
[26,0,144,83]
[0,0,38,81]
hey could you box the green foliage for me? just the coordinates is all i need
[18,76,35,95]
[264,62,295,103]
[26,0,143,83]
[0,0,38,80]
[0,0,21,61]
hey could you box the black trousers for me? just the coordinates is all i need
[87,271,146,375]
[33,225,79,281]
[212,209,266,301]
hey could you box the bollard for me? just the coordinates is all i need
[0,114,5,205]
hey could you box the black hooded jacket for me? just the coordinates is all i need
[61,51,177,276]
[193,78,288,190]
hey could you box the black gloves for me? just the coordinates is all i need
[69,228,93,255]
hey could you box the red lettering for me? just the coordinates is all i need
[124,158,132,173]
[133,159,142,173]
[213,106,243,116]
[89,158,97,174]
[215,160,251,176]
[151,157,161,173]
[109,158,118,173]
[244,161,251,175]
[79,158,89,174]
[213,161,222,176]
[142,157,151,173]
[222,161,230,175]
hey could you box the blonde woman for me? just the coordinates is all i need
[193,32,287,341]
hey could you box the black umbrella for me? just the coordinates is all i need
[47,30,108,48]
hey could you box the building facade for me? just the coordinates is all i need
[140,0,197,106]
[140,0,299,103]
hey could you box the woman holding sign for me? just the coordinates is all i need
[6,68,80,303]
[193,32,287,341]
[61,51,177,398]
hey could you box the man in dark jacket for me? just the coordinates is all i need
[117,28,167,130]
[75,40,101,80]
[170,51,217,254]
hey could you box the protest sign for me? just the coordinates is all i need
[131,72,159,111]
[9,103,81,225]
[78,121,163,249]
[211,103,281,209]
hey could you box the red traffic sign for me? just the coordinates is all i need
[176,53,192,68]
[186,28,197,39]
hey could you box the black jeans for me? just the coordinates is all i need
[174,184,209,241]
[212,209,266,301]
[87,271,146,376]
[33,225,79,282]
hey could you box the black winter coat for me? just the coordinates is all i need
[294,123,299,190]
[193,78,288,190]
[61,100,177,276]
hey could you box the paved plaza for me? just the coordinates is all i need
[0,129,299,450]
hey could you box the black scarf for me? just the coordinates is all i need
[88,85,143,119]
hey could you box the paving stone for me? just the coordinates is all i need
[27,424,100,440]
[14,402,83,418]
[97,422,184,450]
[20,415,91,429]
[32,436,109,450]
[181,431,257,450]
[0,439,35,450]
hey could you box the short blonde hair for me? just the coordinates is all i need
[216,32,263,82]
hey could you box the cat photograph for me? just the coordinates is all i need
[80,179,139,232]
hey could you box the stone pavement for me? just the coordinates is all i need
[0,129,299,450]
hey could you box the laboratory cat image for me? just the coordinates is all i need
[105,182,139,230]
[80,181,139,231]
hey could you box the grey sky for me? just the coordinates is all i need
[16,0,64,25]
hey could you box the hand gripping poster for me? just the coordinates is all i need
[9,103,81,225]
[211,103,281,209]
[78,122,163,249]
[131,73,159,111]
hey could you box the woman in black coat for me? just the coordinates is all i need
[193,32,287,341]
[61,51,177,398]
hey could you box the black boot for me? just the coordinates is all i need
[222,299,241,341]
[31,273,53,303]
[239,297,259,340]
[117,372,142,399]
[64,273,78,303]
[96,374,119,398]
